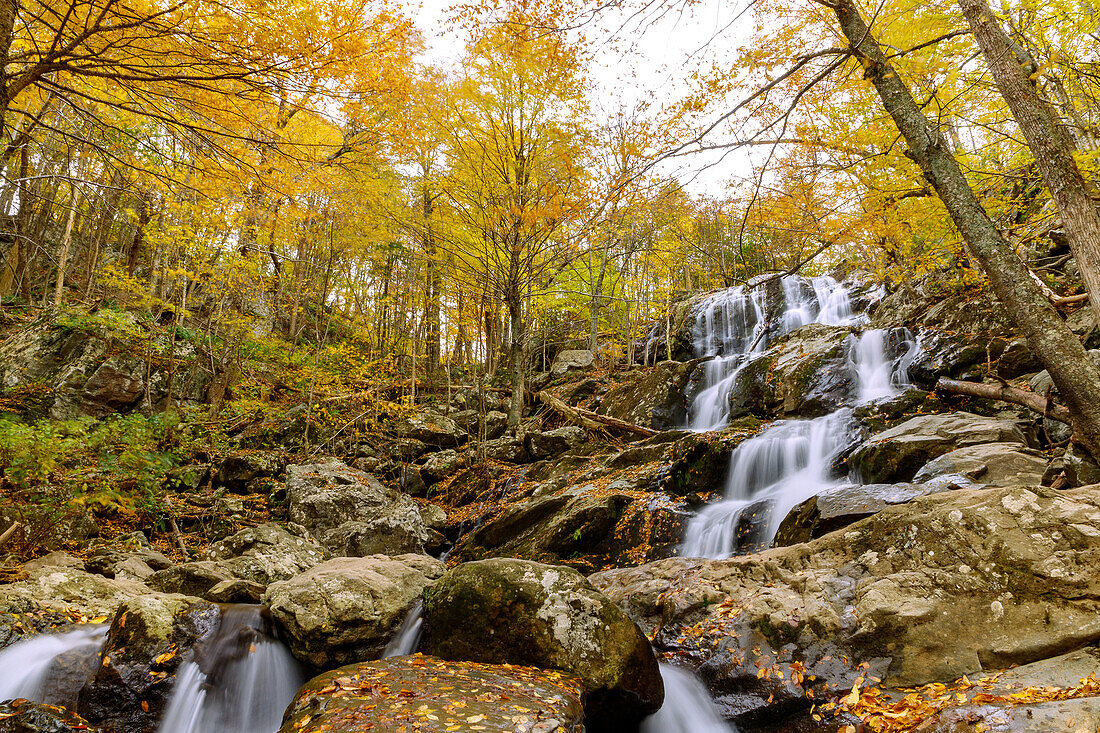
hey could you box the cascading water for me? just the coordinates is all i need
[382,601,423,658]
[0,624,106,705]
[158,605,302,733]
[680,276,918,559]
[681,409,859,558]
[686,276,862,431]
[642,664,735,733]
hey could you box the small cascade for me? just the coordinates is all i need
[0,624,106,705]
[686,276,861,432]
[850,327,919,404]
[641,664,735,732]
[681,410,860,558]
[158,605,302,733]
[382,601,423,658]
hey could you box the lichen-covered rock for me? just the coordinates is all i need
[0,699,102,733]
[592,484,1100,727]
[78,594,219,733]
[850,412,1028,483]
[212,451,285,493]
[0,566,149,619]
[286,461,430,556]
[423,558,663,728]
[84,533,172,582]
[278,656,585,733]
[264,555,445,668]
[200,523,329,584]
[419,449,466,483]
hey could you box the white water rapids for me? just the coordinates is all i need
[680,275,917,559]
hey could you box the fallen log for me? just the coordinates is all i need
[0,521,21,551]
[536,390,658,437]
[936,377,1072,424]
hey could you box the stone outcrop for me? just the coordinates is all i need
[286,461,430,556]
[597,360,697,430]
[264,554,445,668]
[199,523,329,584]
[593,485,1100,727]
[423,558,663,728]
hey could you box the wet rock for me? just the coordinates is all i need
[200,523,329,584]
[597,360,696,430]
[550,349,595,377]
[286,461,430,556]
[592,484,1100,727]
[424,558,663,728]
[911,442,1048,487]
[850,412,1028,483]
[278,656,584,733]
[78,594,219,733]
[766,324,855,416]
[212,451,284,493]
[264,554,445,668]
[0,699,101,733]
[524,426,586,460]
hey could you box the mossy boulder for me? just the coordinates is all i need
[278,656,584,733]
[423,558,663,729]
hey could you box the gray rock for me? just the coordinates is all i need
[479,435,527,462]
[550,349,595,376]
[597,360,696,430]
[912,442,1049,487]
[0,566,149,619]
[1064,443,1100,487]
[1030,349,1100,395]
[851,412,1028,482]
[286,461,430,556]
[148,561,235,597]
[201,523,330,584]
[0,699,102,733]
[203,578,265,604]
[424,558,663,728]
[22,552,84,572]
[420,449,466,483]
[393,413,466,448]
[264,554,445,667]
[213,451,284,493]
[592,484,1100,726]
[525,426,586,460]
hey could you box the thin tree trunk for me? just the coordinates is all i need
[507,296,524,428]
[958,0,1100,323]
[829,0,1100,457]
[54,186,79,307]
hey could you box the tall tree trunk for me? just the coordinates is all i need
[54,186,79,307]
[422,187,440,375]
[506,295,525,429]
[829,0,1100,457]
[957,0,1100,322]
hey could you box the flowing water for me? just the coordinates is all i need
[158,605,302,733]
[680,276,918,559]
[686,276,862,431]
[382,601,423,658]
[642,663,735,732]
[0,624,106,705]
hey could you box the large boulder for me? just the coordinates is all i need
[78,594,219,733]
[286,461,430,556]
[592,484,1100,728]
[0,566,148,620]
[84,533,172,582]
[264,554,445,668]
[550,349,595,377]
[147,561,235,598]
[911,442,1049,487]
[392,412,466,448]
[758,324,856,416]
[597,360,696,430]
[419,449,466,483]
[278,656,584,733]
[524,426,587,460]
[423,558,663,728]
[212,451,284,493]
[199,523,329,584]
[850,412,1029,483]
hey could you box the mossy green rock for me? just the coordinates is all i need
[423,558,662,729]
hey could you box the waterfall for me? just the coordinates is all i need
[0,624,106,705]
[642,663,735,732]
[681,410,859,557]
[382,601,423,658]
[680,277,918,559]
[158,605,302,733]
[686,276,861,432]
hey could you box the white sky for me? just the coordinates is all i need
[406,0,756,195]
